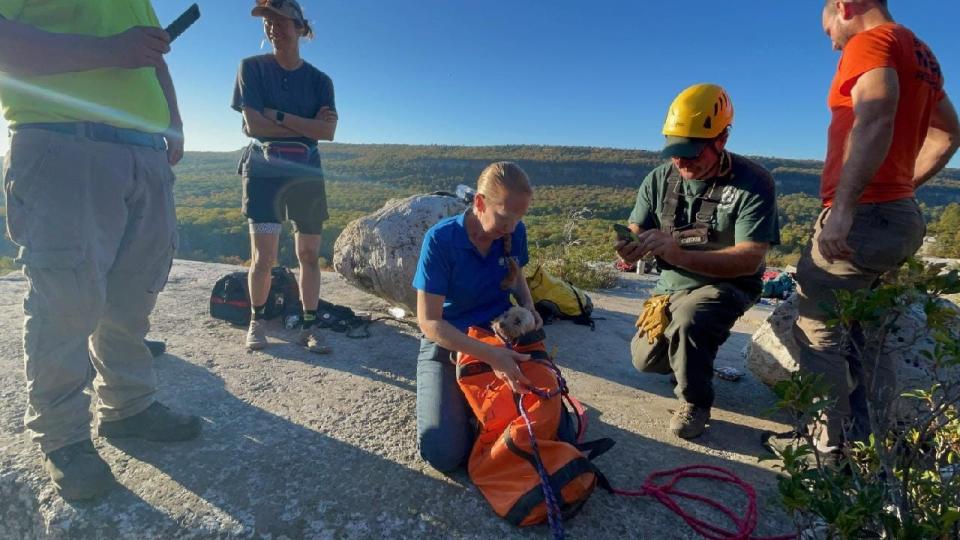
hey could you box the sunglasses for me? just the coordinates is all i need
[265,0,304,20]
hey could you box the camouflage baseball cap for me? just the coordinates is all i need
[251,0,307,27]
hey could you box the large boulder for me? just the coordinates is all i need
[744,294,802,387]
[746,292,960,418]
[333,193,468,312]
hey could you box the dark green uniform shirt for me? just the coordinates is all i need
[629,152,780,295]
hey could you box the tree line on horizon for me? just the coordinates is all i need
[1,143,958,279]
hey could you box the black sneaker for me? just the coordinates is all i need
[144,339,166,357]
[98,402,201,442]
[42,440,115,502]
[670,403,710,439]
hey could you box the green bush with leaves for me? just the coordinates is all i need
[529,207,619,291]
[0,256,17,275]
[767,260,960,538]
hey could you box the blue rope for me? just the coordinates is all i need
[518,353,574,540]
[518,390,565,540]
[506,341,569,539]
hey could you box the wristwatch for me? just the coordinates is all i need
[275,110,285,125]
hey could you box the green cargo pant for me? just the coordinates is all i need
[793,199,925,448]
[3,128,177,453]
[630,283,756,408]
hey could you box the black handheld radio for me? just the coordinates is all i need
[165,3,201,43]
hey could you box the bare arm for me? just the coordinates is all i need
[241,106,301,138]
[618,215,769,278]
[818,67,900,262]
[155,59,183,165]
[831,67,900,214]
[0,18,169,76]
[913,95,960,188]
[417,290,509,359]
[264,106,338,142]
[417,290,530,392]
[666,241,769,278]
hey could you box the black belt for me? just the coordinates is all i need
[13,122,167,151]
[254,140,318,150]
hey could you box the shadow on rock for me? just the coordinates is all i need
[101,353,505,538]
[253,318,421,393]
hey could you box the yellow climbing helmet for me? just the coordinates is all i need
[661,83,734,158]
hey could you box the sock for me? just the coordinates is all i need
[302,309,318,329]
[252,303,268,321]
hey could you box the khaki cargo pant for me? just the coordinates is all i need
[3,129,176,454]
[793,199,925,448]
[631,283,757,409]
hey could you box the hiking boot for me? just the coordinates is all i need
[41,439,115,502]
[298,325,332,354]
[670,403,710,439]
[245,319,268,351]
[98,402,201,442]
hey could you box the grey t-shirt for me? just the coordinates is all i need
[231,54,335,147]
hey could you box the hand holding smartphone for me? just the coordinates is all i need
[612,223,639,243]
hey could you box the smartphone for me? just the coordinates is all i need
[612,223,639,243]
[165,3,200,43]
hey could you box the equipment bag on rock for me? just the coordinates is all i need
[456,327,613,527]
[210,267,301,326]
[526,265,596,330]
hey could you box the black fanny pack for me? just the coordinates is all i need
[261,141,312,163]
[238,141,321,178]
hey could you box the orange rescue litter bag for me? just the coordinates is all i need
[456,327,613,527]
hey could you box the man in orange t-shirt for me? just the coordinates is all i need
[788,0,960,457]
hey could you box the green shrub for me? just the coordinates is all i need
[0,256,18,276]
[767,260,960,538]
[529,207,618,291]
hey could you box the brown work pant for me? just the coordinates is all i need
[631,283,756,409]
[793,198,925,448]
[3,129,176,453]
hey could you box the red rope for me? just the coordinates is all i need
[610,465,795,540]
[509,346,793,540]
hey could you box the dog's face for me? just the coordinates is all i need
[491,306,537,341]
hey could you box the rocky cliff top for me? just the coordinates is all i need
[0,260,792,539]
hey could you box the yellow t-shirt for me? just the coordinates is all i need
[0,0,170,133]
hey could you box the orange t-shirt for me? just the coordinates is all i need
[821,23,945,206]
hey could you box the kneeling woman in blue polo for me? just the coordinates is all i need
[412,161,542,472]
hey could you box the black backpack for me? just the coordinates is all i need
[209,267,302,326]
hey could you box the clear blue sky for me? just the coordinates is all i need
[1,1,958,167]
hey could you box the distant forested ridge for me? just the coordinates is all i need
[2,143,958,274]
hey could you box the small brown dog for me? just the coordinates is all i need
[491,306,538,343]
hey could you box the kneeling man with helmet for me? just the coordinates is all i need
[616,84,781,439]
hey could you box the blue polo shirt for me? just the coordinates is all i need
[412,212,529,332]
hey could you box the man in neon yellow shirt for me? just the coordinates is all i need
[0,1,199,502]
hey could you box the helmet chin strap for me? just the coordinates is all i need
[690,148,731,181]
[716,150,732,177]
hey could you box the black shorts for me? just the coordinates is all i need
[242,175,329,235]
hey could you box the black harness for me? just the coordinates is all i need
[657,152,733,247]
